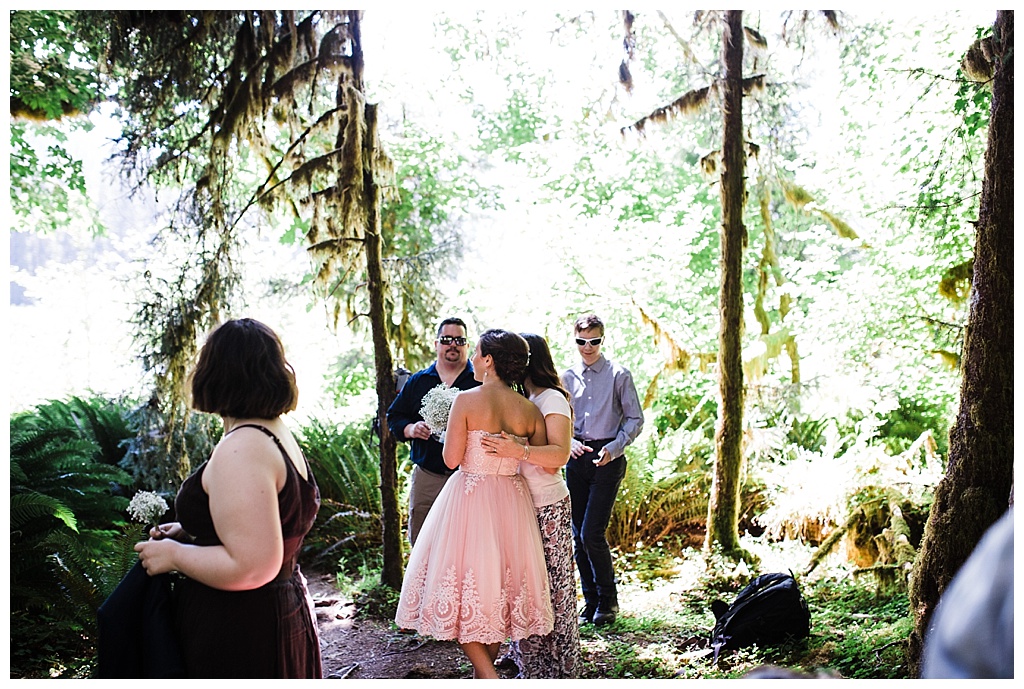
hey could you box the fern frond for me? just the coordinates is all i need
[10,491,79,531]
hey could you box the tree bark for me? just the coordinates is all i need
[704,10,749,560]
[345,11,403,590]
[906,10,1014,676]
[362,102,403,589]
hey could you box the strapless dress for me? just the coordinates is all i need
[394,430,554,643]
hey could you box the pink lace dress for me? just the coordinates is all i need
[395,430,554,644]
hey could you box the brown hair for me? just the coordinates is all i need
[574,313,604,335]
[520,333,570,403]
[191,318,298,419]
[478,329,529,389]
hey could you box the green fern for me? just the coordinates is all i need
[10,397,140,677]
[11,418,132,512]
[44,526,144,624]
[298,417,388,559]
[63,395,134,465]
[10,491,79,531]
[609,465,715,549]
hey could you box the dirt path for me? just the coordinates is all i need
[305,563,716,680]
[308,571,485,679]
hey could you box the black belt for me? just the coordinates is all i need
[576,437,615,445]
[573,437,616,458]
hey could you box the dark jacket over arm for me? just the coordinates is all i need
[97,561,185,678]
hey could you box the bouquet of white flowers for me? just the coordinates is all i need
[127,490,169,529]
[419,384,460,439]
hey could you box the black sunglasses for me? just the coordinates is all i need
[575,337,604,347]
[438,336,468,346]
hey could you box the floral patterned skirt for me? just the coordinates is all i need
[509,495,581,678]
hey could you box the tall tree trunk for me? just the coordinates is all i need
[362,102,403,589]
[906,10,1014,676]
[346,11,403,588]
[705,10,749,560]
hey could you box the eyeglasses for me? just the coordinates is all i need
[575,337,604,347]
[438,336,468,346]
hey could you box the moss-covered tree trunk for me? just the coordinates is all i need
[344,11,403,589]
[362,102,403,589]
[704,10,748,560]
[906,9,1014,676]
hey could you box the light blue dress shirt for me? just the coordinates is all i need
[561,353,644,459]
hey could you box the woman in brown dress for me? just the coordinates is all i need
[134,318,322,678]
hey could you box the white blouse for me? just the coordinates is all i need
[519,387,571,509]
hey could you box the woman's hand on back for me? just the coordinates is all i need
[479,431,526,459]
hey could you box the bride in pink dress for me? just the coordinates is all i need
[395,329,554,678]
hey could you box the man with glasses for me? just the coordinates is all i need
[562,314,644,627]
[387,317,481,546]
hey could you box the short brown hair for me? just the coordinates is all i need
[191,318,298,418]
[574,314,604,335]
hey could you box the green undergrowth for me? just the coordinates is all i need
[573,540,913,679]
[337,536,914,680]
[333,550,401,620]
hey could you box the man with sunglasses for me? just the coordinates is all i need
[561,314,644,627]
[387,317,481,546]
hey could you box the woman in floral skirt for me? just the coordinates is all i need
[481,332,581,678]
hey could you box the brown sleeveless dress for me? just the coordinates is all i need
[172,424,322,678]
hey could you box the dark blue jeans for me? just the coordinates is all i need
[565,439,626,606]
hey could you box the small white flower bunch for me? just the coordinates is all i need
[127,490,169,528]
[419,384,460,438]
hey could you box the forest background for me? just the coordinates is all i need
[7,7,1013,679]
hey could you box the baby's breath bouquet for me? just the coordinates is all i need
[420,384,460,439]
[127,490,169,530]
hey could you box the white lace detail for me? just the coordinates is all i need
[394,429,554,645]
[462,473,483,494]
[510,473,527,498]
[395,562,553,644]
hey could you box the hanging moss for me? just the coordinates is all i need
[743,26,768,51]
[816,208,859,240]
[622,84,714,137]
[102,11,385,473]
[938,259,973,303]
[781,180,814,210]
[961,36,995,83]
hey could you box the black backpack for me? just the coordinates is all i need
[710,571,811,661]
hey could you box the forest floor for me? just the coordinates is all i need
[310,568,476,679]
[304,539,858,680]
[306,567,716,680]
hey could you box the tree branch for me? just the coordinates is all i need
[867,191,981,215]
[918,315,964,330]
